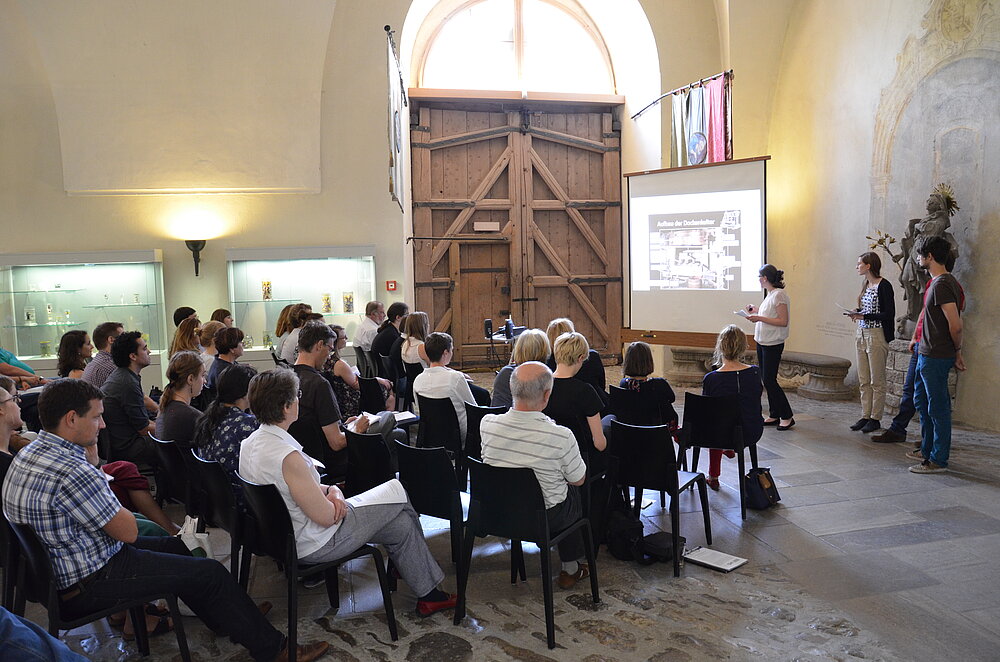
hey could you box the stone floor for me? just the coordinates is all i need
[21,377,1000,661]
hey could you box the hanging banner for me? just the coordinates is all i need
[387,32,406,212]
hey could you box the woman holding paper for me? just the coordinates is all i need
[239,368,457,617]
[744,264,794,430]
[845,252,895,434]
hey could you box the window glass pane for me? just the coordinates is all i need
[422,0,518,90]
[522,0,613,93]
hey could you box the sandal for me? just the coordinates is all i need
[707,476,720,491]
[122,614,173,641]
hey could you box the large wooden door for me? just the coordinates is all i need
[411,104,621,367]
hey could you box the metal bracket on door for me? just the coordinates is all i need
[567,277,623,285]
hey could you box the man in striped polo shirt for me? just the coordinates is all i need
[480,361,590,589]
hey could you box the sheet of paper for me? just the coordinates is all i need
[394,411,417,423]
[345,478,408,508]
[733,309,750,318]
[683,546,749,572]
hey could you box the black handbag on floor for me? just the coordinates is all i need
[745,467,781,509]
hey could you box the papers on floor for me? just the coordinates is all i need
[682,546,748,572]
[345,478,408,508]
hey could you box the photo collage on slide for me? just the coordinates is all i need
[647,209,742,290]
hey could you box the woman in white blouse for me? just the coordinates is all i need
[400,311,430,369]
[745,264,794,430]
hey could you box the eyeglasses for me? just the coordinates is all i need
[297,390,303,399]
[0,394,21,405]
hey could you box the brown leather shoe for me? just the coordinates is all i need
[274,641,329,662]
[557,563,590,589]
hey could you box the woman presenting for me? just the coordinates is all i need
[845,252,895,434]
[745,264,794,430]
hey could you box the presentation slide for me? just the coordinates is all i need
[626,159,767,334]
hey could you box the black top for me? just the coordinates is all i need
[154,401,201,449]
[205,356,234,390]
[288,364,344,475]
[101,367,151,454]
[543,377,604,456]
[371,325,401,362]
[388,335,406,381]
[702,366,764,445]
[546,349,608,407]
[618,377,678,425]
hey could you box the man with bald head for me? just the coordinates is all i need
[479,361,589,590]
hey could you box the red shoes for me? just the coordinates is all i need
[416,593,458,617]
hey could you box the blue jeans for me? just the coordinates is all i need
[62,536,284,662]
[912,354,955,467]
[0,607,87,662]
[889,349,918,435]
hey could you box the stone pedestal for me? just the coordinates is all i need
[884,339,959,418]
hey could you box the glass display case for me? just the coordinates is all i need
[0,250,167,369]
[226,246,376,351]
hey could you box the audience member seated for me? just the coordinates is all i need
[168,317,201,358]
[412,332,490,443]
[211,308,234,327]
[355,300,386,352]
[194,363,259,505]
[491,328,550,408]
[278,306,320,365]
[324,325,396,415]
[0,345,44,388]
[602,341,678,437]
[545,318,608,408]
[1,379,327,661]
[371,302,409,365]
[400,311,430,369]
[206,327,245,390]
[239,369,457,617]
[543,332,607,472]
[274,303,307,354]
[172,306,197,327]
[480,361,590,589]
[290,321,369,479]
[82,322,123,388]
[101,331,158,466]
[198,320,226,371]
[56,330,93,379]
[154,351,206,449]
[0,376,24,472]
[701,324,764,490]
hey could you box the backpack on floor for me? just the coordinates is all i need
[605,509,686,565]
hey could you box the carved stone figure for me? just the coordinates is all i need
[890,184,960,338]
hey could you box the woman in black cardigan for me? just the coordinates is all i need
[846,252,895,434]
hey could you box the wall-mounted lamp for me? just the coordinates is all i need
[185,239,207,276]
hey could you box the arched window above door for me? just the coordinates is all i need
[414,0,616,95]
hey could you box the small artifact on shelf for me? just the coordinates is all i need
[242,334,254,349]
[343,292,354,313]
[261,280,272,301]
[39,340,51,357]
[133,293,141,304]
[263,332,272,348]
[64,310,71,320]
[321,293,332,313]
[24,306,37,325]
[45,303,54,323]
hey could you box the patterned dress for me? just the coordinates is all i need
[199,406,259,506]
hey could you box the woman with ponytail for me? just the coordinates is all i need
[154,350,206,449]
[744,264,794,430]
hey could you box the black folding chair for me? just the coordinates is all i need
[455,459,599,649]
[150,435,194,515]
[678,392,759,520]
[357,376,386,414]
[192,454,253,588]
[610,420,712,577]
[237,474,397,661]
[402,362,423,411]
[461,402,508,487]
[344,429,394,498]
[415,394,463,477]
[0,454,21,611]
[10,523,191,660]
[271,350,291,369]
[395,441,466,563]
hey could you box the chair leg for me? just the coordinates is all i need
[696,477,712,546]
[454,527,476,625]
[325,568,340,612]
[287,570,298,662]
[660,491,666,508]
[738,453,747,521]
[371,549,398,641]
[581,521,600,605]
[165,595,192,662]
[229,533,240,580]
[539,545,556,649]
[130,604,150,655]
[670,492,681,578]
[386,557,398,593]
[510,540,525,584]
[238,546,252,590]
[449,503,462,564]
[749,443,759,471]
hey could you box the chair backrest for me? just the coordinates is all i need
[463,402,509,462]
[378,354,395,381]
[609,385,663,426]
[366,350,383,379]
[357,377,385,414]
[271,350,291,369]
[236,473,295,564]
[609,420,680,493]
[344,429,394,497]
[395,441,459,520]
[9,523,53,609]
[403,362,424,404]
[416,394,461,452]
[192,453,239,534]
[680,392,743,451]
[354,348,373,378]
[150,435,190,506]
[466,458,548,542]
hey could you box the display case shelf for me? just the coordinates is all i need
[82,303,158,309]
[0,288,85,294]
[4,321,84,328]
[230,298,298,304]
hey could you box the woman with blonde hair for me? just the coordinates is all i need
[545,317,607,407]
[491,329,550,408]
[701,325,764,490]
[198,320,226,371]
[276,302,313,363]
[168,317,201,358]
[401,311,430,368]
[544,331,607,468]
[155,350,207,449]
[845,251,895,434]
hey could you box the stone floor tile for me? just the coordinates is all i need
[777,550,938,601]
[777,498,922,536]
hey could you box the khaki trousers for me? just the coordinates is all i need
[856,327,889,419]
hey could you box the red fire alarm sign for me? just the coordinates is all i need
[386,280,397,291]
